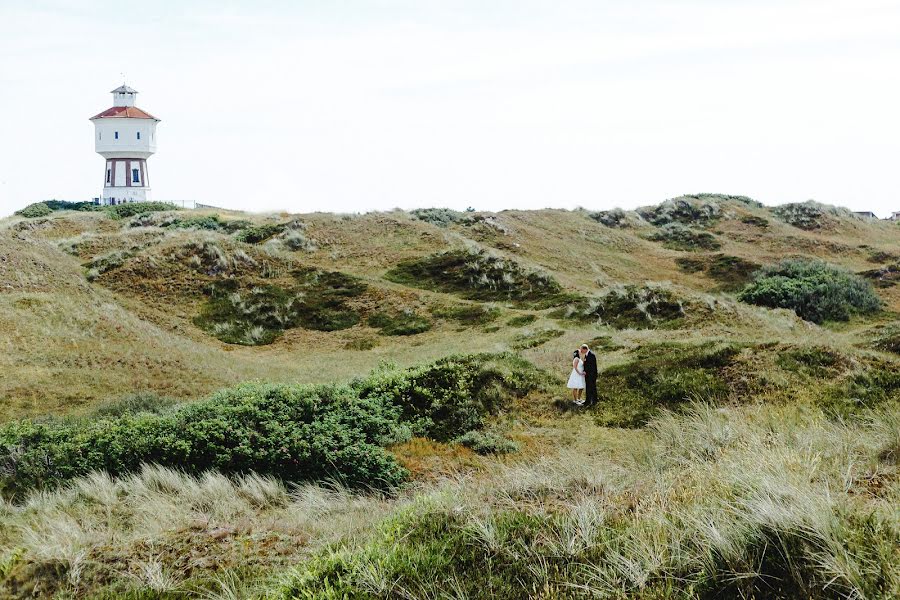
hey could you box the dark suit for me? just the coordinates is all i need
[583,350,598,405]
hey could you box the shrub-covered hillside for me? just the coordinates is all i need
[0,196,898,598]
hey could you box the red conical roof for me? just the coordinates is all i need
[90,106,159,120]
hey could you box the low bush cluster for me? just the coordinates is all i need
[552,285,684,329]
[636,195,725,226]
[430,303,500,326]
[354,353,548,442]
[15,201,101,218]
[872,324,900,355]
[385,249,570,307]
[592,342,740,426]
[410,208,471,228]
[511,328,564,350]
[740,214,769,227]
[0,354,547,498]
[368,310,432,336]
[454,430,519,454]
[675,253,761,291]
[235,223,286,244]
[588,207,631,228]
[859,263,899,288]
[771,201,853,230]
[194,268,367,345]
[506,314,537,327]
[83,250,133,281]
[738,259,882,323]
[648,223,722,251]
[106,202,179,219]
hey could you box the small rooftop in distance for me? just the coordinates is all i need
[111,84,138,94]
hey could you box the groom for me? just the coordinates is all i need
[580,344,598,406]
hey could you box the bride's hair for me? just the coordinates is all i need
[572,350,579,359]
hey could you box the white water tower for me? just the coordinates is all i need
[90,85,160,205]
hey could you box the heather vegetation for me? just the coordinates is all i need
[676,253,761,290]
[739,259,882,323]
[385,249,570,307]
[553,285,685,329]
[772,200,855,230]
[648,223,722,251]
[636,194,725,226]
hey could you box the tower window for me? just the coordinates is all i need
[114,131,119,140]
[106,169,111,184]
[132,169,140,183]
[137,132,141,140]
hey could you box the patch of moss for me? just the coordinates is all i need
[675,254,761,291]
[385,249,572,307]
[368,311,432,336]
[552,285,684,329]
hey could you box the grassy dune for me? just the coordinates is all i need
[0,195,898,597]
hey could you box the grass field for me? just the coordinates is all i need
[0,195,898,597]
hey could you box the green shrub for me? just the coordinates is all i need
[506,314,537,327]
[15,203,52,218]
[385,250,570,307]
[592,342,740,426]
[354,353,548,441]
[235,223,285,244]
[431,304,500,326]
[368,311,432,336]
[552,285,684,329]
[410,208,470,227]
[859,263,899,288]
[511,328,564,350]
[738,259,882,323]
[454,430,519,454]
[675,254,761,291]
[740,214,769,227]
[648,223,722,251]
[872,325,900,354]
[0,382,408,498]
[636,195,727,226]
[772,201,853,230]
[92,392,177,418]
[194,269,366,345]
[44,200,101,212]
[588,208,630,227]
[83,250,133,280]
[106,202,178,219]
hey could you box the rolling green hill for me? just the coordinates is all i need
[1,196,898,598]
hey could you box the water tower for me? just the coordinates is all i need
[90,85,160,205]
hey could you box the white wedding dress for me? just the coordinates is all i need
[567,358,585,389]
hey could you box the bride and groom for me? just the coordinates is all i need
[567,344,597,406]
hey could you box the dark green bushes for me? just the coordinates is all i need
[14,203,52,218]
[511,328,564,350]
[194,269,366,345]
[235,223,285,244]
[385,250,569,307]
[649,223,722,251]
[368,311,432,336]
[552,285,684,329]
[636,195,725,226]
[675,254,761,291]
[431,304,500,326]
[593,342,740,427]
[16,201,101,218]
[506,314,537,327]
[454,430,519,454]
[410,208,470,227]
[738,259,882,323]
[0,383,407,498]
[354,353,548,442]
[772,201,851,230]
[0,353,548,498]
[106,202,179,219]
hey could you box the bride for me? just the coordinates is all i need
[567,350,585,405]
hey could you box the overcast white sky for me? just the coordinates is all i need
[1,0,899,217]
